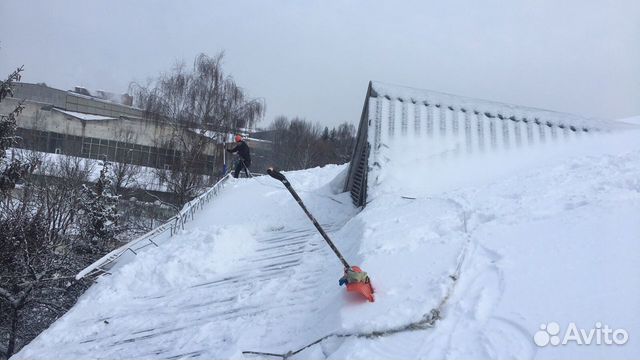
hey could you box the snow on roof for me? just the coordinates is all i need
[188,129,237,144]
[347,81,638,206]
[53,108,117,121]
[617,115,640,125]
[370,81,623,130]
[189,129,270,143]
[245,136,272,143]
[189,128,225,140]
[67,89,140,110]
[13,131,640,358]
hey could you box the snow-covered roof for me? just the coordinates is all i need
[617,115,640,125]
[245,136,272,143]
[67,89,139,110]
[53,108,117,121]
[13,130,640,358]
[189,128,226,141]
[370,81,621,131]
[346,81,637,207]
[189,129,270,144]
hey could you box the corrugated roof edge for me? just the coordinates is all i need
[370,81,636,131]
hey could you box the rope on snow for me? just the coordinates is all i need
[243,202,473,359]
[242,309,440,360]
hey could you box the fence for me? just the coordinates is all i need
[76,173,232,280]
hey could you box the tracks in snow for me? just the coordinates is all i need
[65,223,345,359]
[417,199,537,359]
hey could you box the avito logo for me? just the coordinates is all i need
[534,322,629,347]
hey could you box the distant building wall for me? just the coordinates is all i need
[1,97,219,175]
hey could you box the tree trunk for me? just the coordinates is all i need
[6,307,19,358]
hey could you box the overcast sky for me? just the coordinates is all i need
[1,0,638,127]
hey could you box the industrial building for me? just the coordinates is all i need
[2,83,221,175]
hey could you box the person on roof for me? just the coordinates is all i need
[226,135,251,178]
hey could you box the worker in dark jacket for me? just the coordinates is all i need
[226,135,251,178]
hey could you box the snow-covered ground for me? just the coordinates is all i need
[8,148,214,193]
[13,128,640,359]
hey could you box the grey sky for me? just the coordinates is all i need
[1,0,638,127]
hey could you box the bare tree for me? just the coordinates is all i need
[130,52,264,132]
[0,66,32,195]
[0,197,90,359]
[0,67,96,359]
[109,130,141,194]
[267,116,355,171]
[130,52,264,205]
[287,118,323,169]
[35,156,95,245]
[269,116,292,169]
[110,157,141,194]
[153,127,210,207]
[331,122,356,164]
[0,204,53,359]
[0,154,123,358]
[189,53,264,132]
[0,64,178,358]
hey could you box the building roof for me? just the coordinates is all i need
[53,108,117,121]
[12,82,143,118]
[369,81,624,131]
[345,81,638,207]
